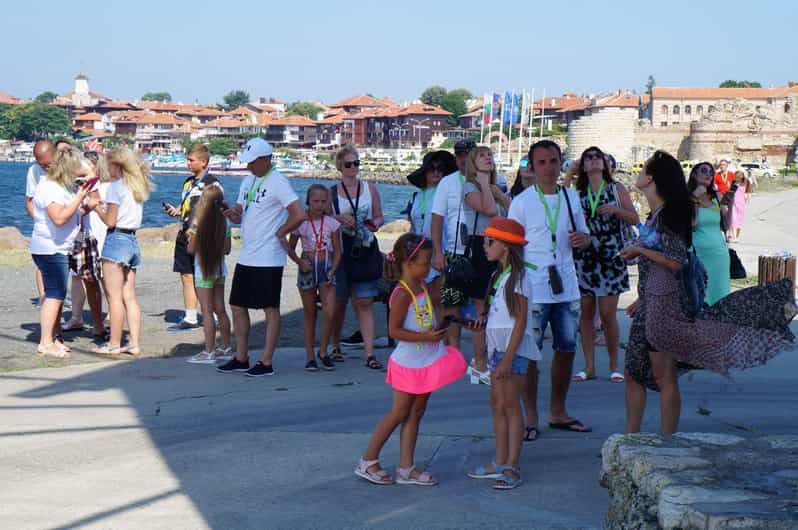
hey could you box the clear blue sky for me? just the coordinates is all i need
[2,0,796,105]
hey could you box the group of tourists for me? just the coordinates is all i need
[26,135,796,491]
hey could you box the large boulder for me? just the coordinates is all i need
[0,227,29,250]
[137,222,181,244]
[378,220,411,235]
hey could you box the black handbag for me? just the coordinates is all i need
[682,247,708,318]
[444,197,476,290]
[729,248,746,280]
[331,183,384,283]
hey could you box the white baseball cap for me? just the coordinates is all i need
[238,138,273,163]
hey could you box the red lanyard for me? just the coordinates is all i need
[308,216,325,253]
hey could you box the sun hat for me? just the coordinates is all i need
[480,217,527,246]
[406,150,457,188]
[238,138,273,163]
[454,138,477,154]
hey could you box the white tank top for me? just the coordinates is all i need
[389,287,448,369]
[337,180,374,243]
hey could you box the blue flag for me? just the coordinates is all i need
[510,93,521,124]
[502,91,513,125]
[490,93,500,121]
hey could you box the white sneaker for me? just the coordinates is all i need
[213,346,234,362]
[186,351,216,364]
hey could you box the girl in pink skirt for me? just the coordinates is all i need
[355,233,466,486]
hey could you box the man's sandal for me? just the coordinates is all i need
[354,458,394,485]
[467,461,508,479]
[396,465,437,486]
[493,467,523,490]
[330,348,346,363]
[364,356,383,370]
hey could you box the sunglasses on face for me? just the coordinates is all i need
[583,153,603,161]
[344,160,360,169]
[429,163,444,173]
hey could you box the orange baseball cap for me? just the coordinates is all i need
[480,217,527,246]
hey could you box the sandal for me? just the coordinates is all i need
[396,465,437,486]
[124,345,142,357]
[364,356,383,370]
[610,371,625,383]
[54,334,71,352]
[330,348,346,363]
[467,461,508,480]
[354,458,394,485]
[523,426,539,442]
[572,371,597,382]
[493,467,523,490]
[62,318,85,332]
[94,343,125,356]
[36,343,70,359]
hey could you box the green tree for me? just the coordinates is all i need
[222,90,250,111]
[447,88,473,102]
[287,101,323,119]
[719,80,762,88]
[420,86,447,107]
[0,103,70,140]
[440,91,469,126]
[788,81,798,87]
[34,91,59,104]
[141,92,173,102]
[208,137,239,156]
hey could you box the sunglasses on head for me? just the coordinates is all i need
[583,153,603,161]
[344,160,360,169]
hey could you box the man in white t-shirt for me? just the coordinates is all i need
[25,140,55,303]
[430,138,475,352]
[508,140,593,435]
[218,138,304,377]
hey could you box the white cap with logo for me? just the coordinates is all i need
[238,138,273,164]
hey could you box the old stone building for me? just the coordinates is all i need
[565,92,644,162]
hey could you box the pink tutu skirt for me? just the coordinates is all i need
[385,346,466,394]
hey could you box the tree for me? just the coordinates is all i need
[222,90,250,110]
[141,92,173,102]
[788,81,798,87]
[34,91,59,104]
[719,80,762,88]
[420,86,447,107]
[440,91,469,126]
[208,137,239,156]
[0,103,70,140]
[447,88,473,102]
[287,101,323,119]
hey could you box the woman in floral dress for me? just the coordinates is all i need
[620,151,796,434]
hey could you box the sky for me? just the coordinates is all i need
[2,0,796,105]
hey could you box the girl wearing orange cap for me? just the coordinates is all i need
[467,218,540,490]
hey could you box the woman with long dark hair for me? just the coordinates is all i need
[572,146,638,383]
[687,161,731,304]
[621,151,795,434]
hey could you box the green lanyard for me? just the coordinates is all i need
[487,266,511,305]
[419,186,436,221]
[245,169,272,210]
[535,185,561,256]
[586,181,605,218]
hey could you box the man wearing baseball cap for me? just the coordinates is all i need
[218,138,305,377]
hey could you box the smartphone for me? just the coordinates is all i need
[435,318,451,331]
[83,176,100,190]
[161,202,172,213]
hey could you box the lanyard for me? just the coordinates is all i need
[487,266,511,306]
[308,215,325,253]
[245,169,272,210]
[419,187,433,221]
[341,180,361,221]
[398,280,433,338]
[535,185,561,256]
[586,181,605,218]
[181,174,205,216]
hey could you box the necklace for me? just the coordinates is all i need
[398,280,433,349]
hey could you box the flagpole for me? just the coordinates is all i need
[528,88,535,149]
[517,90,526,163]
[539,88,546,139]
[480,92,486,144]
[507,92,513,166]
[497,94,504,167]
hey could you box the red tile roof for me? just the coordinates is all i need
[652,86,798,100]
[229,106,255,116]
[137,101,182,112]
[270,115,317,127]
[202,118,245,129]
[533,96,591,111]
[397,103,452,117]
[328,94,391,108]
[0,92,24,105]
[114,111,185,125]
[73,112,104,121]
[94,101,138,110]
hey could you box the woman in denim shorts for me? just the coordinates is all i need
[86,147,151,356]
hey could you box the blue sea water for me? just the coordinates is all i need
[1,161,413,235]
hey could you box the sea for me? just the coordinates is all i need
[1,161,413,235]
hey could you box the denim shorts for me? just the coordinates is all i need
[101,231,142,270]
[335,267,378,301]
[32,253,69,300]
[488,350,529,375]
[530,300,580,353]
[297,257,335,290]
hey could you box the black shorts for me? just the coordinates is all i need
[173,231,194,274]
[465,235,497,300]
[229,264,283,309]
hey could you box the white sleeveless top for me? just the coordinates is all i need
[389,289,448,369]
[337,180,374,244]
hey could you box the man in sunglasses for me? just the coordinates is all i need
[508,139,592,435]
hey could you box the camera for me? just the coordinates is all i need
[548,264,564,295]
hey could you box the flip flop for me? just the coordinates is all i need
[523,426,539,442]
[548,419,592,433]
[610,371,625,383]
[572,371,597,382]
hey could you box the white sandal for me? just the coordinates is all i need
[354,458,394,485]
[396,465,437,486]
[610,371,625,383]
[186,351,216,364]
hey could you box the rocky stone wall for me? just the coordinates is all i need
[601,432,798,529]
[566,107,639,161]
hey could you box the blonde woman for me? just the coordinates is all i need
[30,147,94,358]
[87,147,152,356]
[462,146,506,380]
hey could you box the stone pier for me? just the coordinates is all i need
[600,433,798,529]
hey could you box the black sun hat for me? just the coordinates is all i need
[406,150,457,188]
